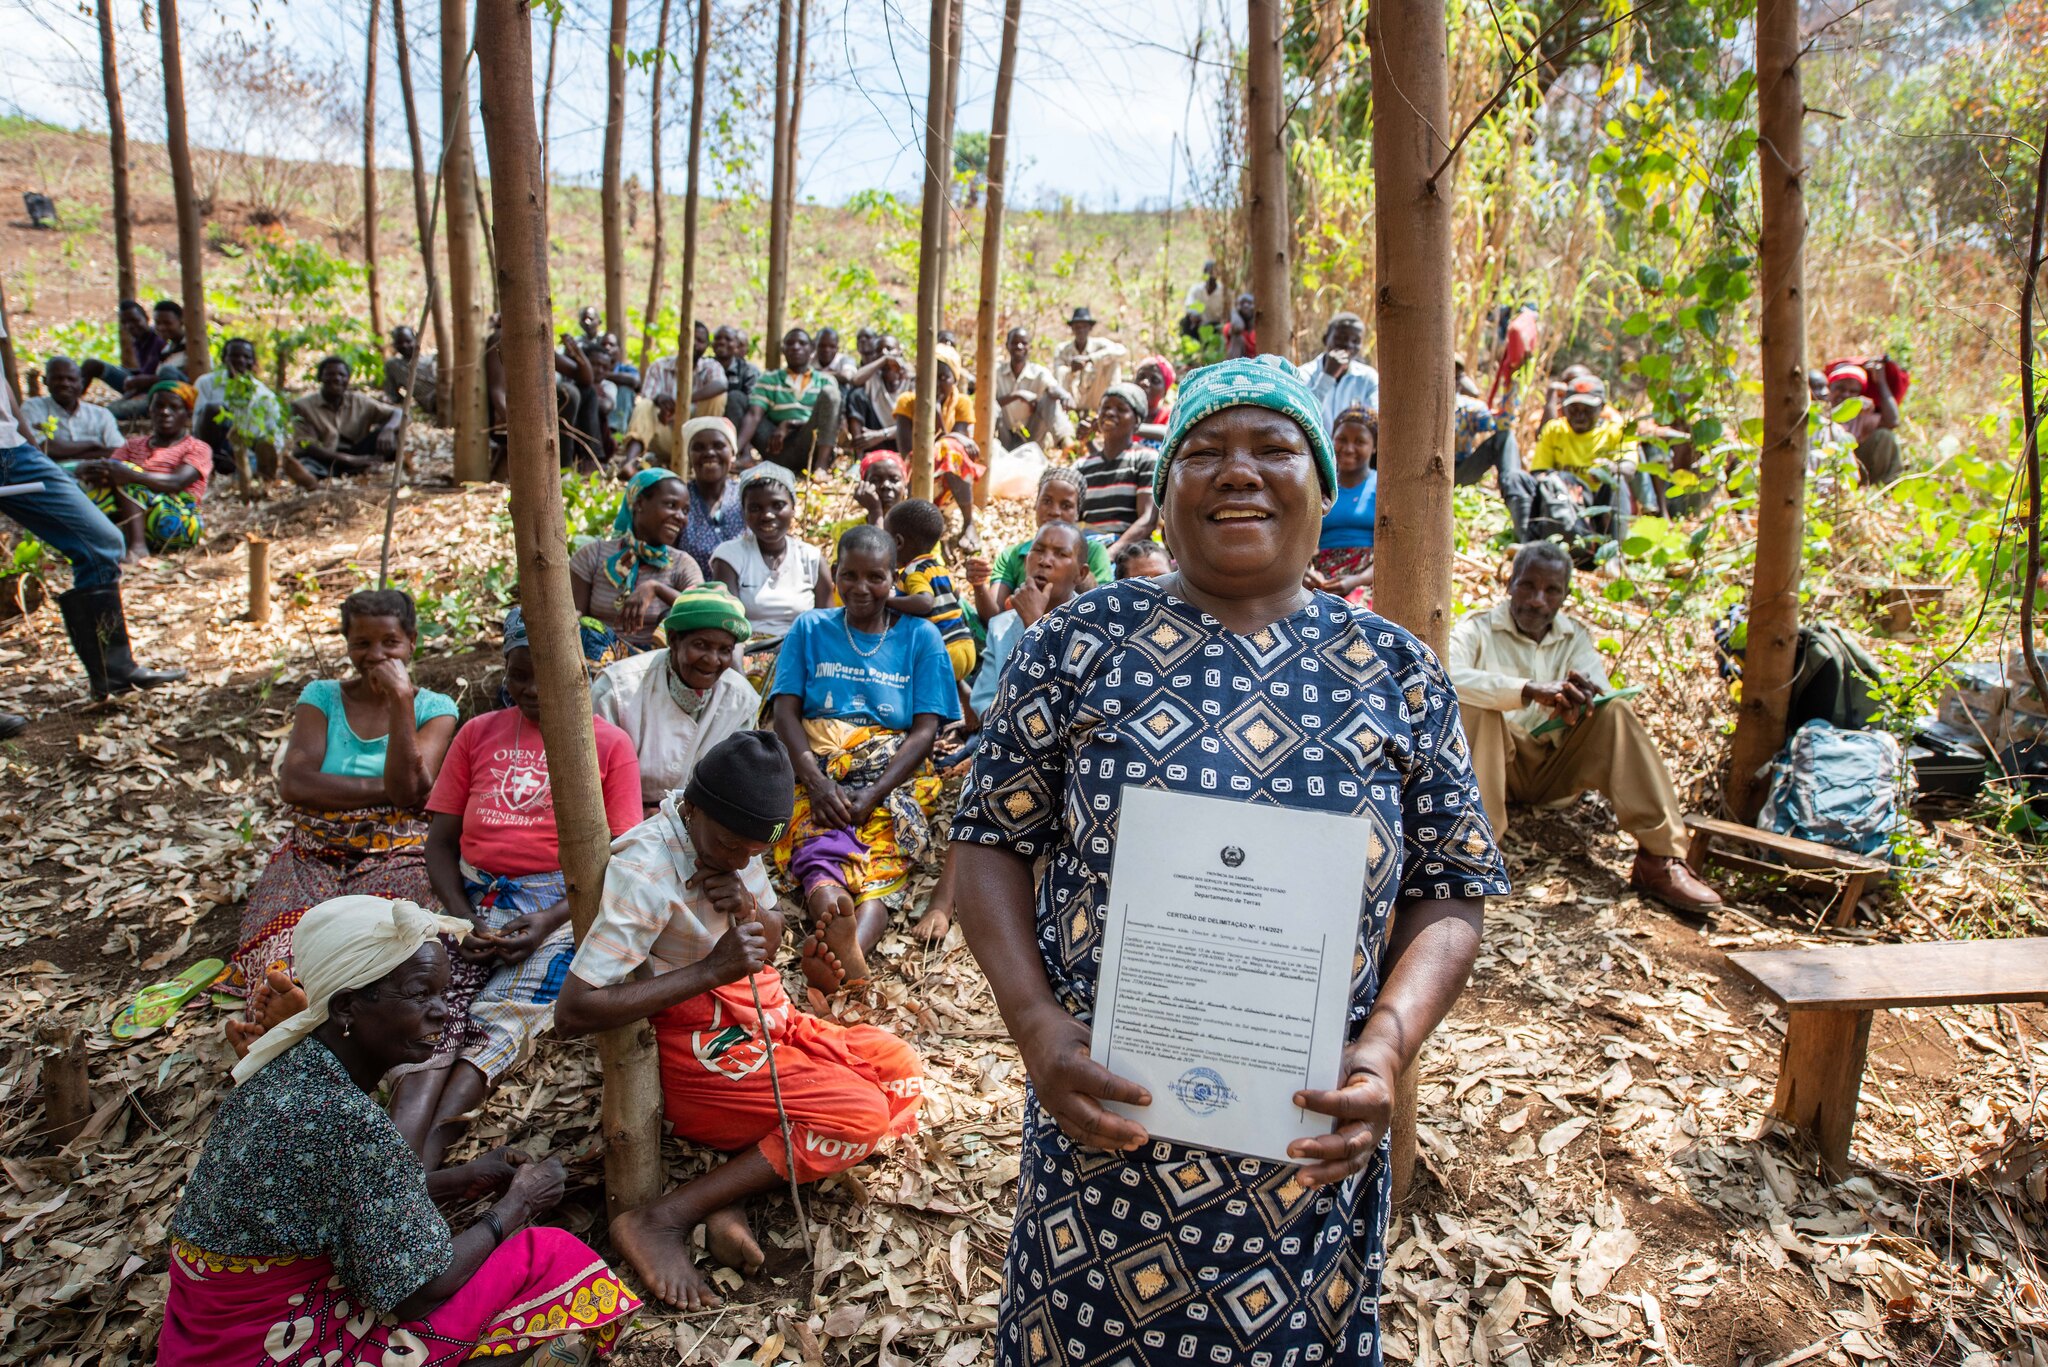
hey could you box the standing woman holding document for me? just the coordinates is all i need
[951,356,1511,1367]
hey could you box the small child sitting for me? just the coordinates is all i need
[884,499,977,681]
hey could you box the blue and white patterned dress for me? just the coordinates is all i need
[952,578,1510,1367]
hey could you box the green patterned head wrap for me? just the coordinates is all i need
[1150,356,1337,509]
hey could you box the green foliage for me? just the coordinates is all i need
[562,469,623,543]
[208,230,378,390]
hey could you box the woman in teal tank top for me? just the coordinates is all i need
[229,590,461,1054]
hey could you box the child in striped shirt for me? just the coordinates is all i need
[884,499,978,681]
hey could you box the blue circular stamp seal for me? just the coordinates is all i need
[1170,1067,1238,1117]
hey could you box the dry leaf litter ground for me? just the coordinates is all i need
[0,447,2043,1367]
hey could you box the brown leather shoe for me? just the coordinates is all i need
[1629,851,1724,915]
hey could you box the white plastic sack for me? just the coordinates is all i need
[988,441,1047,501]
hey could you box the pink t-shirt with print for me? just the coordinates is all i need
[426,706,643,876]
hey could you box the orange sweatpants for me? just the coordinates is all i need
[653,974,923,1183]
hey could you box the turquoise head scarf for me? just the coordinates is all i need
[1150,355,1337,508]
[611,468,678,536]
[605,468,681,594]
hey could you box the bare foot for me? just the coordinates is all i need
[226,966,309,1057]
[224,1018,264,1058]
[912,903,953,942]
[800,905,870,993]
[609,1205,721,1310]
[703,1204,765,1276]
[798,909,847,996]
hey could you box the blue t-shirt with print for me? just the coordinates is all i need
[770,608,962,729]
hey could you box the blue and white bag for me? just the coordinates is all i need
[1757,720,1913,860]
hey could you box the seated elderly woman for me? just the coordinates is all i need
[890,343,983,549]
[393,608,644,1168]
[162,895,639,1366]
[592,585,761,814]
[570,468,705,654]
[69,380,209,557]
[769,525,960,993]
[230,589,460,1049]
[709,463,831,689]
[676,416,748,576]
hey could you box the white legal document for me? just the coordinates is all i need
[1089,785,1372,1162]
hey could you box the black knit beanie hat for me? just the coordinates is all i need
[684,730,796,843]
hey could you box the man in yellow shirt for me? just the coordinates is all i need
[1448,541,1722,915]
[1531,373,1629,474]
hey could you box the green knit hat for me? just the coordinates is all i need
[662,584,752,642]
[1151,355,1337,508]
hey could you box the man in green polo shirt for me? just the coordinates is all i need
[735,326,843,477]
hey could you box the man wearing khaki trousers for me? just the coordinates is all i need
[1449,541,1722,914]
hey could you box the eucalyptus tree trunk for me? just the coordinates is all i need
[636,0,673,372]
[392,0,453,367]
[441,0,489,482]
[97,0,138,366]
[1727,0,1809,820]
[970,0,1022,504]
[1245,0,1291,358]
[671,0,710,459]
[541,9,560,190]
[1368,0,1455,1203]
[158,0,210,378]
[364,0,385,341]
[909,0,953,500]
[473,0,664,1218]
[765,0,794,353]
[603,0,629,342]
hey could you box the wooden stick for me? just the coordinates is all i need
[969,0,1021,503]
[748,972,812,1256]
[247,535,272,624]
[36,1021,90,1146]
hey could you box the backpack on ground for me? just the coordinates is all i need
[1757,719,1913,860]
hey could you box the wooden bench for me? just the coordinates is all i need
[1727,939,2048,1175]
[1684,814,1889,927]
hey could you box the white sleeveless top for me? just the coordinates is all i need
[708,531,824,639]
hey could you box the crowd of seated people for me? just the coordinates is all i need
[0,283,1832,1364]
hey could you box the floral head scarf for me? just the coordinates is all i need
[1151,356,1337,509]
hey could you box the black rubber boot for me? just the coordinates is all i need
[0,712,26,740]
[58,584,186,698]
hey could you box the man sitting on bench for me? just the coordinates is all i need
[1449,541,1722,914]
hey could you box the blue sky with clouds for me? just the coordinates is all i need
[2,0,1233,211]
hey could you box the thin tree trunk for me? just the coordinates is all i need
[935,0,964,303]
[970,0,1022,503]
[603,0,629,342]
[364,0,385,341]
[540,9,560,191]
[473,170,499,311]
[473,0,663,1219]
[1727,0,1808,821]
[765,0,794,354]
[392,0,452,367]
[97,0,138,367]
[158,0,209,378]
[636,0,673,372]
[671,0,710,459]
[1368,0,1455,1204]
[1246,0,1291,360]
[910,0,953,500]
[781,0,808,316]
[442,0,488,482]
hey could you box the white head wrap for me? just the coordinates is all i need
[231,896,471,1085]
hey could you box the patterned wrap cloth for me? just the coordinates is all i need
[772,718,943,909]
[231,806,485,1011]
